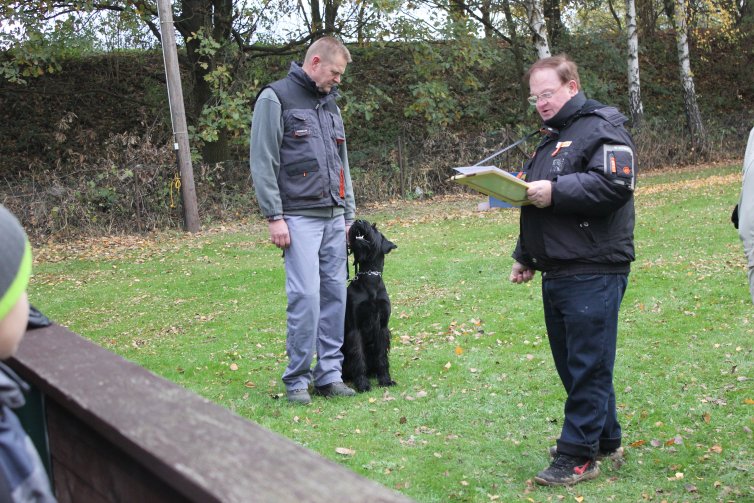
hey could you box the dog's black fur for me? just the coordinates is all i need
[342,220,398,392]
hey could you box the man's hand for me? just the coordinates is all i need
[510,261,534,284]
[268,219,290,249]
[526,180,553,208]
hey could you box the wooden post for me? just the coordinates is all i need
[157,0,200,233]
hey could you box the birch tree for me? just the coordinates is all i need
[626,0,644,128]
[669,0,707,153]
[525,0,551,58]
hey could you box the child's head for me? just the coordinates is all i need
[0,205,31,359]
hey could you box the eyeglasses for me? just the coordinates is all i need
[527,84,566,106]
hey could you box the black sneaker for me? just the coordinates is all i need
[534,454,600,486]
[286,389,312,405]
[549,445,625,463]
[313,382,356,398]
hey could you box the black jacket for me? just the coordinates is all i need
[513,92,636,277]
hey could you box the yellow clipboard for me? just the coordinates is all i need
[449,166,531,206]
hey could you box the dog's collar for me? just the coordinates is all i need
[350,270,382,282]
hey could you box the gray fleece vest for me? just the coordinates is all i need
[266,65,347,212]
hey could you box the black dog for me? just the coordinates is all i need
[342,220,398,392]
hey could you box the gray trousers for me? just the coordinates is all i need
[282,215,348,391]
[740,127,754,304]
[741,208,754,304]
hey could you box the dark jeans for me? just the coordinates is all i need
[542,273,628,460]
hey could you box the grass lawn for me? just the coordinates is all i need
[29,163,752,502]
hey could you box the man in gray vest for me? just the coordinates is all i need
[250,37,356,404]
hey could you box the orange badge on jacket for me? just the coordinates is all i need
[551,141,572,157]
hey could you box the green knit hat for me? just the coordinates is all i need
[0,205,31,321]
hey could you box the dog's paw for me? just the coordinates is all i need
[354,376,371,393]
[378,378,397,387]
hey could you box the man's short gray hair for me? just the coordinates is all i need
[304,36,352,64]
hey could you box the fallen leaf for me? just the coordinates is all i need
[229,363,239,371]
[455,346,464,355]
[709,444,723,453]
[650,439,662,447]
[575,497,584,503]
[335,447,356,456]
[630,439,646,447]
[444,362,452,370]
[744,398,754,405]
[703,412,711,424]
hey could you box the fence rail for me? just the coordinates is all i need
[9,324,413,503]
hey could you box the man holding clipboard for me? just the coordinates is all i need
[509,55,636,487]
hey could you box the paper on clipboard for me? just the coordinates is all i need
[449,165,532,206]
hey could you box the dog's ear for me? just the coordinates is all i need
[381,236,397,254]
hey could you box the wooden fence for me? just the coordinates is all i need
[8,324,414,502]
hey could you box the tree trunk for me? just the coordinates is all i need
[608,0,623,32]
[526,0,551,59]
[673,0,707,153]
[737,0,753,27]
[311,0,322,34]
[356,1,367,44]
[502,0,528,106]
[626,0,643,129]
[481,0,493,38]
[637,0,659,36]
[324,0,340,34]
[542,0,565,44]
[176,0,233,164]
[450,0,467,21]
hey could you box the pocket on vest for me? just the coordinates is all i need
[281,159,324,199]
[287,112,319,138]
